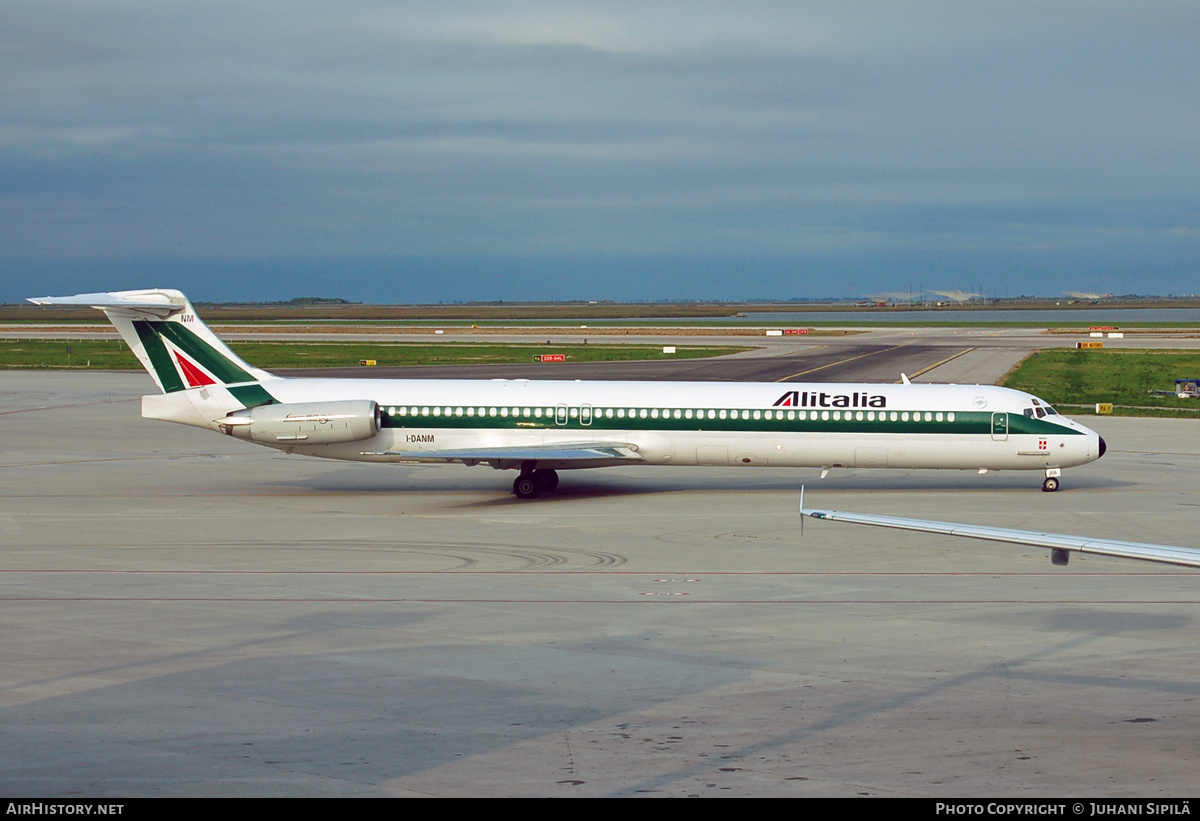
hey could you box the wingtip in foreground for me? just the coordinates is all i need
[800,496,1200,569]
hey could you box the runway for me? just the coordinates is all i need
[2,348,1199,796]
[279,341,973,383]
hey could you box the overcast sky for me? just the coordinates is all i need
[3,1,1198,303]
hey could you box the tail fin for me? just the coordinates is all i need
[28,289,277,393]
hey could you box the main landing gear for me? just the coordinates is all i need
[512,468,559,499]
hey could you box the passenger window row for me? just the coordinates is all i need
[381,406,957,423]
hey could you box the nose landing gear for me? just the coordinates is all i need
[1042,468,1062,492]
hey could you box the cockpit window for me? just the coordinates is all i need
[1027,397,1059,417]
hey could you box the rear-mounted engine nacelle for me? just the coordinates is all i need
[218,400,381,445]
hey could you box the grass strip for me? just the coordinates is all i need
[1001,349,1200,418]
[0,339,748,370]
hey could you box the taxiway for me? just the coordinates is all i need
[1,339,1198,797]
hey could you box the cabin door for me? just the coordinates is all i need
[991,412,1009,441]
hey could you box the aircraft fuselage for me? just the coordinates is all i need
[145,376,1104,474]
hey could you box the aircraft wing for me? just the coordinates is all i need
[363,443,645,470]
[799,500,1200,568]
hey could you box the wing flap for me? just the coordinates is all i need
[362,443,645,469]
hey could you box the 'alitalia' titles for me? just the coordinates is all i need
[774,390,887,409]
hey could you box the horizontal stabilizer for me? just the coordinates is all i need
[28,290,184,317]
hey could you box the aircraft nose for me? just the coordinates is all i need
[1098,435,1107,458]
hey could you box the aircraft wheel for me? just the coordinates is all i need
[534,469,559,493]
[1042,476,1060,492]
[513,474,541,499]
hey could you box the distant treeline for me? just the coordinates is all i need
[196,297,359,306]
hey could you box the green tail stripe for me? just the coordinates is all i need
[228,384,278,408]
[133,321,186,392]
[153,322,253,384]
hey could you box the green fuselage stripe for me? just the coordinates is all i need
[228,384,278,408]
[374,406,1080,437]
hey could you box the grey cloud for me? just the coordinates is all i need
[2,1,1198,300]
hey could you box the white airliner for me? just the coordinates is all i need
[30,289,1106,498]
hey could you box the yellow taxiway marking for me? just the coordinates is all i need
[773,345,905,382]
[895,348,975,383]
